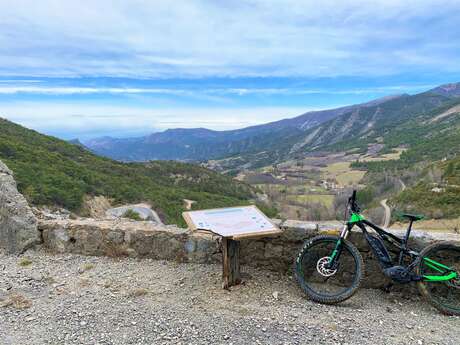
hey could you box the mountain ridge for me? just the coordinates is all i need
[84,94,406,162]
[79,82,460,171]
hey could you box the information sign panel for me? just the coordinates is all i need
[183,205,281,239]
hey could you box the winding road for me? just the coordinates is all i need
[380,199,391,228]
[380,179,406,228]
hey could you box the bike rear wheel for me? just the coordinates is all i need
[295,235,364,304]
[416,241,460,315]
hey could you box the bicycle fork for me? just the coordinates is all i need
[326,224,350,270]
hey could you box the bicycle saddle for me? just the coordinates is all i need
[401,213,424,221]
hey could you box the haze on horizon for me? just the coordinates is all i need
[1,0,460,140]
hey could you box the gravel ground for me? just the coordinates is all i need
[0,250,459,345]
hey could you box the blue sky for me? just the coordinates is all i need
[1,1,460,139]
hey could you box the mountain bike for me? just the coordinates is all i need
[295,190,460,315]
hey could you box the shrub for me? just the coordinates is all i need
[122,209,143,221]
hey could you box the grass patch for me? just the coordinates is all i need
[83,263,95,271]
[1,293,32,309]
[320,162,365,186]
[18,257,32,267]
[360,148,406,162]
[323,162,351,173]
[336,170,366,185]
[288,194,335,207]
[79,263,95,273]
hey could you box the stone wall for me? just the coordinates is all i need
[3,157,458,289]
[38,218,460,288]
[39,219,221,263]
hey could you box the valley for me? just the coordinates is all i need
[209,83,460,229]
[238,145,406,225]
[2,82,460,230]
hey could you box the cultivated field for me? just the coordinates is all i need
[287,194,335,207]
[321,161,366,186]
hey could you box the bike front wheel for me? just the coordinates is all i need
[416,241,460,315]
[295,235,364,304]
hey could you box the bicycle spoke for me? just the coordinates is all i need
[298,239,360,298]
[446,288,455,303]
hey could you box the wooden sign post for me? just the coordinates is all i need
[183,205,282,289]
[221,238,241,289]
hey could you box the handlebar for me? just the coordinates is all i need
[348,190,360,213]
[350,190,357,203]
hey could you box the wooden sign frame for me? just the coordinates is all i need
[182,205,282,240]
[182,205,282,289]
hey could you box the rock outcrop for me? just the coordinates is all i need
[81,195,112,218]
[0,160,39,253]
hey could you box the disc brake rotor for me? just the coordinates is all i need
[316,256,338,277]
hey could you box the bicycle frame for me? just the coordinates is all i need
[330,212,458,283]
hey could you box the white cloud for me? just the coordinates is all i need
[0,1,459,78]
[0,1,458,139]
[0,86,189,95]
[0,84,436,96]
[0,102,315,138]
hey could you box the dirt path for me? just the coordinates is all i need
[399,179,407,191]
[380,179,406,228]
[380,199,391,228]
[1,250,459,345]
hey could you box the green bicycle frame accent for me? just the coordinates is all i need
[424,272,458,282]
[422,257,458,282]
[330,239,342,261]
[329,213,365,263]
[348,213,365,224]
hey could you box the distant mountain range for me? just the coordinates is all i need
[83,94,404,162]
[83,82,460,170]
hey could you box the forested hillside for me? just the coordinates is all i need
[208,83,460,171]
[346,96,460,219]
[292,92,452,155]
[0,118,255,225]
[390,157,460,219]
